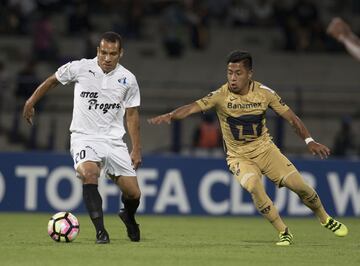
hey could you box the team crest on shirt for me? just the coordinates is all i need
[118,77,127,84]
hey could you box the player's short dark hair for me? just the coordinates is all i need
[226,50,252,70]
[100,31,123,49]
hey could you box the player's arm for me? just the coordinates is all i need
[23,74,60,125]
[280,109,330,159]
[148,102,202,125]
[327,17,360,61]
[126,106,142,169]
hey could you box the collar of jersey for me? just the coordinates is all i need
[93,57,121,76]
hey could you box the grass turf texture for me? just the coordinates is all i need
[0,213,359,266]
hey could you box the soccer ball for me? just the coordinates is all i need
[48,212,80,242]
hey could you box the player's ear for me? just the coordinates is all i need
[248,70,253,79]
[119,48,124,58]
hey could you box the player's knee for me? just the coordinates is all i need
[81,169,100,184]
[283,173,311,194]
[293,183,314,199]
[242,176,262,195]
[129,189,141,200]
[123,188,141,199]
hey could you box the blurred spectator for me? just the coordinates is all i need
[8,0,37,34]
[274,0,326,51]
[0,61,12,129]
[32,13,58,62]
[161,1,186,58]
[251,0,274,26]
[0,3,24,34]
[291,0,326,51]
[67,0,92,35]
[206,0,231,25]
[185,0,210,50]
[273,0,297,50]
[228,0,254,27]
[192,112,222,151]
[332,117,357,157]
[123,0,145,39]
[10,60,41,148]
[327,17,360,61]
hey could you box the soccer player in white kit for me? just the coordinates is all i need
[23,32,142,244]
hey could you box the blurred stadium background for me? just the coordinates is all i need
[1,2,359,265]
[0,0,359,217]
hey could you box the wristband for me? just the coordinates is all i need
[305,137,314,145]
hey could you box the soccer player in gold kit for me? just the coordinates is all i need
[148,50,348,246]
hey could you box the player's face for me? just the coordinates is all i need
[227,62,252,94]
[97,40,123,73]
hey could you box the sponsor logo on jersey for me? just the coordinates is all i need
[227,102,262,109]
[88,70,96,76]
[80,91,121,114]
[229,96,237,101]
[80,91,98,98]
[88,99,121,114]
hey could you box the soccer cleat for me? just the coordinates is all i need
[276,227,293,246]
[118,210,140,242]
[96,229,110,244]
[322,217,348,237]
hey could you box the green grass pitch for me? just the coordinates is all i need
[0,213,359,266]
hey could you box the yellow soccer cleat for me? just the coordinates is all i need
[322,217,348,237]
[276,228,293,246]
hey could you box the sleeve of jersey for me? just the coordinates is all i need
[124,76,140,108]
[195,90,220,111]
[268,91,289,115]
[55,61,81,85]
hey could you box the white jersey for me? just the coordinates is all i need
[55,57,140,142]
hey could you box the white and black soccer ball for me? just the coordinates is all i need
[47,212,80,242]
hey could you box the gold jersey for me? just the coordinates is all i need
[195,81,289,159]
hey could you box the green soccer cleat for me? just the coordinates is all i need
[276,227,293,246]
[322,217,348,237]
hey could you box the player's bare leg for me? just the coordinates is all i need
[242,177,293,245]
[115,175,141,241]
[283,172,348,237]
[78,161,110,244]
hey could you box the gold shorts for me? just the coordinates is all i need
[228,143,298,187]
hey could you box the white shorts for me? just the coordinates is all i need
[70,137,137,179]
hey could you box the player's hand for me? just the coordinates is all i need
[130,149,142,170]
[147,113,172,125]
[23,100,35,126]
[327,17,351,41]
[307,141,330,159]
